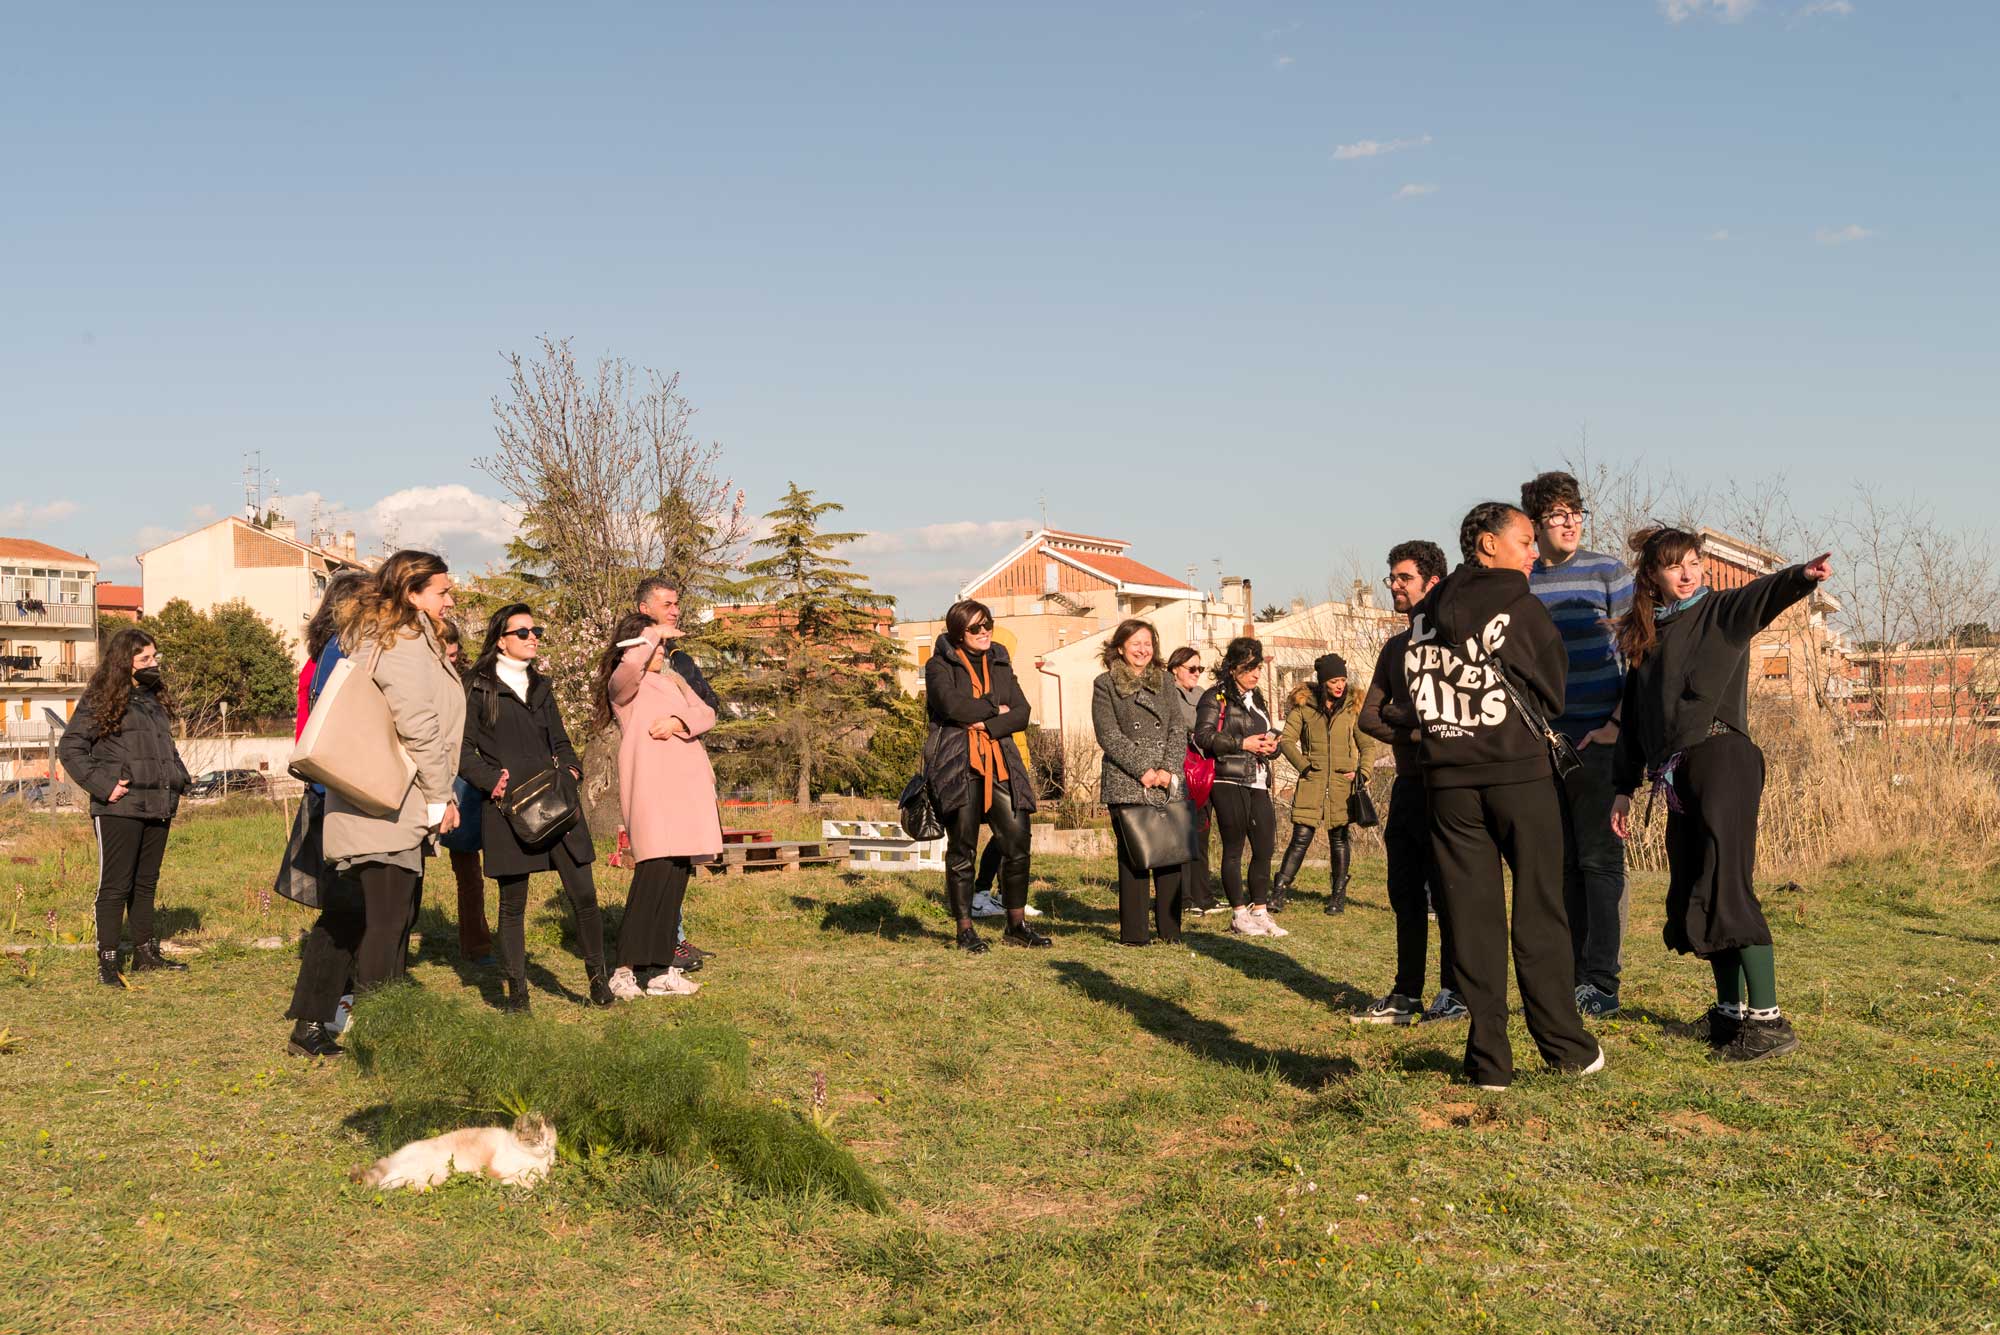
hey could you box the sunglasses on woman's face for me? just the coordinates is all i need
[504,627,545,641]
[965,623,992,636]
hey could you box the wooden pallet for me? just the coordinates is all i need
[822,819,946,872]
[698,838,849,876]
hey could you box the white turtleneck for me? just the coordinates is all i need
[495,655,532,703]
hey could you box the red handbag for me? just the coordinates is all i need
[1183,693,1223,808]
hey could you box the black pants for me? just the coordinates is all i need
[496,843,609,984]
[1664,731,1773,957]
[1111,812,1184,944]
[285,861,419,1023]
[1276,822,1316,890]
[618,855,690,971]
[1385,774,1454,999]
[943,786,1030,919]
[93,814,171,953]
[1428,778,1596,1086]
[1184,806,1215,911]
[1211,783,1274,909]
[1558,740,1629,994]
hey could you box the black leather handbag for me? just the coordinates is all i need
[898,772,946,841]
[1499,673,1584,781]
[1112,795,1200,870]
[1346,777,1380,829]
[499,763,580,849]
[273,787,326,909]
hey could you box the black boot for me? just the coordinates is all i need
[1272,826,1313,913]
[130,940,188,973]
[1324,828,1352,915]
[1002,918,1051,948]
[97,949,123,987]
[588,972,617,1007]
[504,976,531,1013]
[287,1019,344,1059]
[955,924,990,954]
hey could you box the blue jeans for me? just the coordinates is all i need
[1560,738,1629,996]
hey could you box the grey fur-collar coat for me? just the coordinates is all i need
[1092,660,1189,809]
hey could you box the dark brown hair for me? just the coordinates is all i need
[591,611,661,733]
[1166,646,1201,673]
[1214,636,1264,694]
[943,599,994,646]
[1615,526,1704,668]
[305,570,370,661]
[1100,618,1161,671]
[1520,471,1583,523]
[78,627,167,737]
[1387,539,1448,585]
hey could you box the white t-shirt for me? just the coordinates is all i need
[1219,690,1272,791]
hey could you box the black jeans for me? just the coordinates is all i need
[1559,740,1629,995]
[1111,811,1184,944]
[943,786,1030,919]
[1211,784,1274,909]
[93,814,171,952]
[1184,806,1215,911]
[618,856,691,971]
[284,861,419,1023]
[496,842,608,985]
[1428,778,1597,1087]
[1385,774,1454,999]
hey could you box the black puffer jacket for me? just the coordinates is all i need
[922,634,1036,815]
[460,665,594,878]
[1193,682,1276,787]
[58,684,191,820]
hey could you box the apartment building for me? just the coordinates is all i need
[138,514,366,666]
[0,538,99,780]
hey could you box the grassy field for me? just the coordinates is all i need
[2,799,1996,1334]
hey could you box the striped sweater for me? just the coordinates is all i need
[1529,548,1633,741]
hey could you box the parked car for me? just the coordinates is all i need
[187,768,270,799]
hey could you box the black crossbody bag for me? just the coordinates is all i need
[1497,672,1584,781]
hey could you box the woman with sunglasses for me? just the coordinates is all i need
[459,604,615,1010]
[1167,646,1217,914]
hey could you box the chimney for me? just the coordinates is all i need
[270,518,297,541]
[1352,579,1376,609]
[341,530,356,560]
[1290,597,1306,614]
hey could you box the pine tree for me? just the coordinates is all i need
[713,484,902,805]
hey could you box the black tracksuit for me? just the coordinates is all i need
[58,685,191,957]
[1407,565,1597,1086]
[1614,567,1817,958]
[1359,627,1456,999]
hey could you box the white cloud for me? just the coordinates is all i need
[1814,223,1873,245]
[1333,134,1432,162]
[849,518,1034,616]
[268,484,523,569]
[1393,183,1439,200]
[0,499,79,527]
[1274,54,1295,68]
[1794,0,1854,17]
[1661,0,1758,22]
[1707,228,1733,241]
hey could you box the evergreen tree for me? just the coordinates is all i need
[712,484,903,805]
[139,598,298,730]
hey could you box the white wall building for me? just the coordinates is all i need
[0,538,100,781]
[138,515,365,666]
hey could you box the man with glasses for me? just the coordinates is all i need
[634,576,721,972]
[1520,472,1634,1018]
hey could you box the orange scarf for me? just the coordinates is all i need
[959,647,1010,812]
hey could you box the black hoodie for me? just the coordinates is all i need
[1403,564,1569,789]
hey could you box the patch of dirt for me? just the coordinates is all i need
[1218,1115,1258,1138]
[1848,1128,1898,1154]
[1663,1111,1737,1138]
[1415,1102,1500,1131]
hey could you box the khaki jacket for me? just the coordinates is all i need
[1278,685,1382,827]
[323,619,466,868]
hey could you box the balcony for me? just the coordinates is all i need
[0,601,94,628]
[0,661,90,686]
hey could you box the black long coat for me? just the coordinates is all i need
[459,666,594,877]
[922,634,1036,816]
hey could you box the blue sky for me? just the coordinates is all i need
[6,1,1995,616]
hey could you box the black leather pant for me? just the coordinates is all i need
[944,785,1030,919]
[1276,823,1316,891]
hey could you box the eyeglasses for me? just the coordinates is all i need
[504,627,546,641]
[1541,509,1589,528]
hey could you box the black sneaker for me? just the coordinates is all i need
[1715,1015,1799,1064]
[1685,1006,1741,1049]
[287,1021,345,1060]
[1002,921,1051,948]
[130,940,188,973]
[955,926,990,955]
[671,941,705,974]
[1349,993,1422,1025]
[679,939,714,961]
[1575,983,1620,1019]
[97,950,124,988]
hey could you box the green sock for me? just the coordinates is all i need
[1710,952,1745,1016]
[1739,944,1779,1014]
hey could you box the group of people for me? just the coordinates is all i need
[65,468,1825,1087]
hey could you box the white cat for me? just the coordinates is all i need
[351,1113,557,1192]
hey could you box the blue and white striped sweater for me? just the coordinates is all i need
[1529,549,1633,740]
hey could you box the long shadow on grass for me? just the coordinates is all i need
[418,896,586,1008]
[1049,960,1352,1089]
[1183,933,1374,1011]
[1902,925,2000,949]
[1038,888,1118,925]
[155,905,204,938]
[791,893,931,941]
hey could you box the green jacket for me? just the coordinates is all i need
[1278,684,1382,828]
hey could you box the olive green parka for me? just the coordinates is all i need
[1278,683,1382,828]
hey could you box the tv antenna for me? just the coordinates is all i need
[241,451,273,521]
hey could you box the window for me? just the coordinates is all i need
[1762,656,1791,679]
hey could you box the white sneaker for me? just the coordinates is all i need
[1251,906,1289,938]
[1578,1047,1606,1075]
[969,890,1006,918]
[646,966,701,996]
[1021,900,1044,918]
[327,993,355,1036]
[607,967,644,1001]
[1230,908,1264,935]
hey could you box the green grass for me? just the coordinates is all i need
[2,800,1997,1333]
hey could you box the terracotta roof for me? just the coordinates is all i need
[0,538,93,564]
[1064,551,1194,590]
[96,583,142,606]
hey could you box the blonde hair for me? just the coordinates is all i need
[338,550,450,651]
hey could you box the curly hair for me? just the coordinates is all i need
[1386,539,1448,585]
[77,627,168,737]
[1213,636,1264,696]
[336,550,450,652]
[1520,471,1582,523]
[1458,502,1528,563]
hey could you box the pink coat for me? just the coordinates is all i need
[610,643,724,862]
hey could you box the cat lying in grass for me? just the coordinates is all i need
[352,1112,556,1192]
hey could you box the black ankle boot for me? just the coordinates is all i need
[955,925,990,954]
[504,976,531,1013]
[130,940,188,973]
[287,1020,344,1059]
[97,949,123,987]
[1002,920,1051,949]
[588,973,616,1007]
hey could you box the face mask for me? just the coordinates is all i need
[134,667,163,690]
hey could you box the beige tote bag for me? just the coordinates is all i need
[289,644,416,818]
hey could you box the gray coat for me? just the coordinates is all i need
[323,619,466,871]
[1092,663,1189,809]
